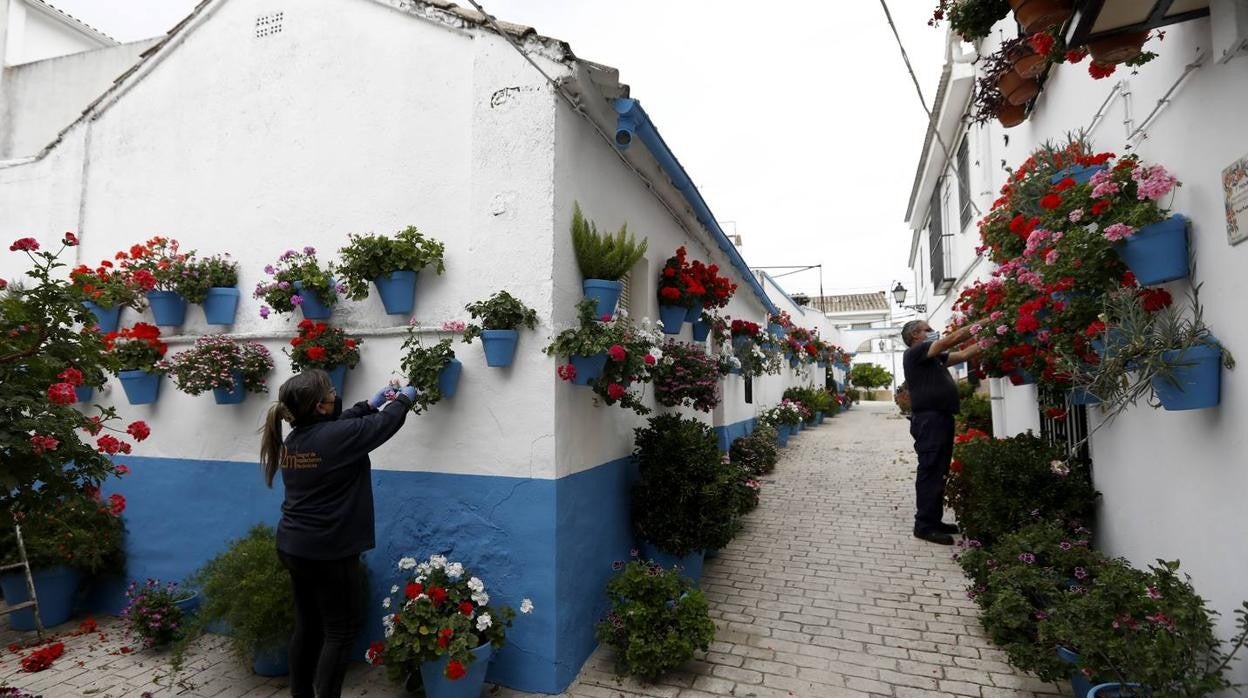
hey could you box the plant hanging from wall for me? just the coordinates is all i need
[544,299,662,414]
[285,320,361,373]
[399,322,461,414]
[254,248,343,318]
[336,226,446,315]
[159,334,274,396]
[571,203,648,282]
[650,340,721,412]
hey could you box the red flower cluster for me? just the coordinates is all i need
[436,627,453,648]
[1028,32,1055,56]
[107,493,126,516]
[30,434,60,455]
[366,640,385,666]
[606,383,627,400]
[607,344,627,362]
[58,368,85,386]
[458,601,474,617]
[46,382,77,405]
[126,421,151,441]
[556,363,577,382]
[405,582,423,599]
[9,237,40,252]
[20,642,64,672]
[688,260,737,309]
[1139,288,1172,312]
[446,658,467,680]
[288,320,360,371]
[955,428,990,444]
[97,435,132,455]
[429,586,448,606]
[1088,62,1117,79]
[729,319,760,338]
[103,323,168,358]
[63,232,79,246]
[656,246,736,308]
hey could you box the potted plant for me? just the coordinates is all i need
[159,334,274,404]
[1086,160,1186,286]
[729,428,778,478]
[656,247,701,334]
[687,259,737,322]
[929,0,1011,42]
[116,237,198,327]
[182,254,241,325]
[595,557,715,682]
[545,299,662,414]
[631,415,737,583]
[374,554,533,695]
[70,253,149,334]
[121,578,198,648]
[650,340,721,413]
[285,320,361,396]
[570,202,648,318]
[254,248,343,320]
[180,526,294,676]
[337,226,446,315]
[400,322,462,413]
[1006,0,1072,34]
[103,323,169,405]
[461,291,538,368]
[0,490,126,630]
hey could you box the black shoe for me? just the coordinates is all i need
[934,521,959,535]
[913,528,954,545]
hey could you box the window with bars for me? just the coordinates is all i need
[1038,386,1091,465]
[929,179,955,294]
[618,272,631,315]
[956,136,973,230]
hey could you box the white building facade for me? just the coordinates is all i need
[906,7,1248,686]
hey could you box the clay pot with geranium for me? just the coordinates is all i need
[461,291,538,368]
[1006,0,1071,34]
[254,247,343,320]
[285,320,361,396]
[336,226,446,316]
[114,237,199,327]
[545,298,662,414]
[374,554,533,693]
[103,323,169,405]
[570,202,648,318]
[159,334,274,404]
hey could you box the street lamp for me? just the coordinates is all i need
[891,282,926,313]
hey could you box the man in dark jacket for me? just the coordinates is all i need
[900,320,981,545]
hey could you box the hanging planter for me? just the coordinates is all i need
[684,303,704,323]
[1010,44,1049,79]
[419,641,492,698]
[325,364,348,397]
[213,370,248,405]
[569,353,608,385]
[202,287,241,325]
[658,305,687,335]
[789,355,800,369]
[1087,30,1149,65]
[252,642,291,677]
[1152,342,1222,411]
[691,317,712,342]
[1051,164,1107,185]
[147,290,188,327]
[1008,0,1073,34]
[1113,215,1189,286]
[0,566,81,631]
[639,542,705,586]
[118,369,161,405]
[82,301,122,334]
[480,329,519,368]
[582,279,624,318]
[293,281,334,320]
[373,270,419,316]
[998,70,1040,106]
[1070,387,1100,406]
[997,102,1027,128]
[438,358,463,398]
[75,384,94,404]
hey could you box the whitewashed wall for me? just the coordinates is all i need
[2,0,108,67]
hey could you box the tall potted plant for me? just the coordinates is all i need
[400,323,461,413]
[570,202,647,318]
[285,320,361,396]
[183,253,241,325]
[254,248,343,320]
[116,237,198,327]
[159,334,274,404]
[103,323,168,405]
[461,291,538,368]
[374,554,533,696]
[337,226,446,315]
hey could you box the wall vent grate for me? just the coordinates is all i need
[255,12,284,39]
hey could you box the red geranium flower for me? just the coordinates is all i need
[1065,48,1088,64]
[429,586,448,606]
[126,421,151,441]
[1088,62,1117,79]
[1052,177,1077,193]
[459,601,474,616]
[446,659,466,680]
[1040,193,1063,210]
[63,232,79,246]
[9,237,40,252]
[1029,32,1055,56]
[366,640,385,665]
[405,582,423,599]
[659,287,682,302]
[306,346,327,362]
[107,493,126,516]
[47,382,77,405]
[1091,199,1113,217]
[606,383,627,400]
[1139,288,1172,312]
[436,627,453,648]
[950,459,963,473]
[643,354,656,366]
[115,464,131,476]
[607,344,626,362]
[57,368,84,386]
[556,363,577,382]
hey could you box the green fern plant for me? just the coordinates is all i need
[571,203,647,281]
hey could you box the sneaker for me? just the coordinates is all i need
[913,528,954,545]
[934,521,959,535]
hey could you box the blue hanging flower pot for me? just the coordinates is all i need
[147,290,188,327]
[213,370,248,404]
[1153,342,1222,411]
[202,287,241,325]
[373,270,418,315]
[658,304,687,335]
[325,364,347,397]
[82,301,121,334]
[118,369,161,405]
[1051,163,1108,185]
[1114,214,1189,286]
[690,318,711,342]
[582,279,623,318]
[569,353,607,385]
[293,281,334,320]
[480,329,519,368]
[438,358,463,398]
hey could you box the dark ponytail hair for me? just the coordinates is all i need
[260,369,333,487]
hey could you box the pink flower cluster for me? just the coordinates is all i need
[1132,164,1178,201]
[1103,222,1136,242]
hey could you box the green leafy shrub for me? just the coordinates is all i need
[946,432,1098,544]
[461,291,538,342]
[850,363,893,392]
[571,203,647,281]
[400,331,456,414]
[596,559,715,682]
[632,415,736,556]
[0,490,125,575]
[957,387,993,434]
[729,429,778,477]
[336,226,446,301]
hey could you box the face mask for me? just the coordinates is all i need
[926,330,940,342]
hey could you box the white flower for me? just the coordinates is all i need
[446,562,464,579]
[414,575,426,584]
[397,557,417,571]
[617,308,629,319]
[467,577,485,593]
[382,597,391,609]
[520,598,534,614]
[650,348,664,362]
[476,613,493,631]
[429,554,448,569]
[390,585,400,594]
[1050,460,1070,476]
[382,614,396,638]
[416,562,433,575]
[472,591,490,606]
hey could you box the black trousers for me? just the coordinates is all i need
[277,550,364,698]
[910,411,955,531]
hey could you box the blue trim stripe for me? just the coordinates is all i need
[714,417,758,452]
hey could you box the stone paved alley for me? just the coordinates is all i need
[1,403,1068,698]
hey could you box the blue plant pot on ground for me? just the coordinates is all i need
[1057,646,1095,698]
[480,329,519,367]
[75,385,93,404]
[118,369,161,405]
[420,642,492,698]
[1153,342,1222,411]
[0,566,81,630]
[569,353,607,385]
[174,591,201,618]
[1070,387,1100,406]
[202,287,241,325]
[1051,163,1108,185]
[213,371,248,405]
[639,542,705,585]
[147,290,188,327]
[252,643,290,676]
[293,281,334,320]
[658,304,687,335]
[1088,684,1147,697]
[438,358,463,398]
[1114,214,1189,286]
[582,279,623,318]
[815,411,824,424]
[373,270,418,316]
[704,548,720,560]
[325,364,347,397]
[82,301,121,334]
[691,318,711,342]
[776,427,789,448]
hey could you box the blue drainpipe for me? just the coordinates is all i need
[613,98,779,317]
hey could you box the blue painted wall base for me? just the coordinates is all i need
[714,417,758,452]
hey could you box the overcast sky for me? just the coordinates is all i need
[50,0,947,300]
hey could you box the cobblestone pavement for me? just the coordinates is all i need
[0,402,1068,697]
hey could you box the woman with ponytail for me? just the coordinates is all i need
[259,369,415,698]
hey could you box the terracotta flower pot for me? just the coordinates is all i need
[996,102,1027,128]
[997,71,1040,105]
[1008,0,1073,34]
[1087,30,1148,65]
[1013,50,1049,79]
